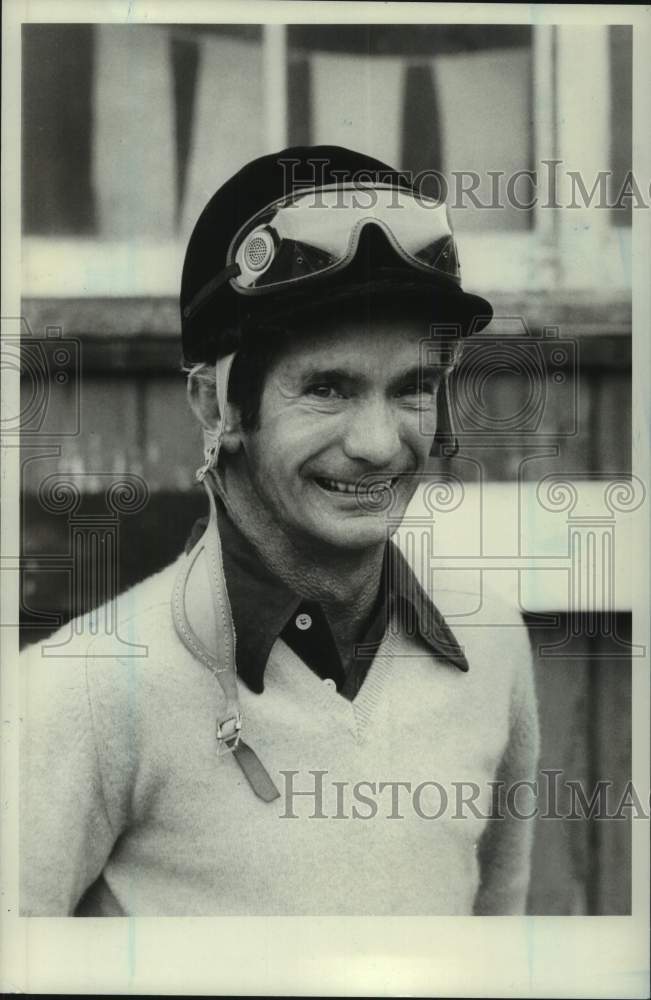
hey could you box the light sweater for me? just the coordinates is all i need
[20,544,539,916]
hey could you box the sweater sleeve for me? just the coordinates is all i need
[473,617,540,915]
[19,641,121,916]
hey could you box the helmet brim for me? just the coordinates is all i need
[242,271,493,338]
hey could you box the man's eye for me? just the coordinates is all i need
[306,383,343,400]
[398,381,437,399]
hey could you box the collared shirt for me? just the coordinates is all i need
[185,504,468,700]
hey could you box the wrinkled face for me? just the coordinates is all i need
[227,316,449,551]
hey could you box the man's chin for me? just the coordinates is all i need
[301,511,396,551]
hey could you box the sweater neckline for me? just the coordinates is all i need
[266,616,404,744]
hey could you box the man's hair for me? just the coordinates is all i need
[187,317,465,433]
[227,328,294,431]
[184,326,293,432]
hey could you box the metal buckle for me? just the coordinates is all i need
[216,712,242,756]
[196,444,218,483]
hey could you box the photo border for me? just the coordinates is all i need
[2,2,649,996]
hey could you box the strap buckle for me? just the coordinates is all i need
[196,444,217,483]
[216,712,242,755]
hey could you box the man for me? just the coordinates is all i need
[20,146,539,916]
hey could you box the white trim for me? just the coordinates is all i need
[21,238,185,298]
[14,232,559,298]
[21,226,631,300]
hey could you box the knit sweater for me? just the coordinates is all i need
[20,548,539,916]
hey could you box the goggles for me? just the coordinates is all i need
[184,184,461,321]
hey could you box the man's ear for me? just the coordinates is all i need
[187,367,243,453]
[220,407,244,454]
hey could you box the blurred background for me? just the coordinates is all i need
[19,22,635,915]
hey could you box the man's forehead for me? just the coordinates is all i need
[277,343,451,385]
[278,319,452,371]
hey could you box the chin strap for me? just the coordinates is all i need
[173,351,280,803]
[201,482,280,802]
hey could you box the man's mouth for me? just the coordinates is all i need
[314,476,399,495]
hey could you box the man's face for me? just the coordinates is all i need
[227,315,449,551]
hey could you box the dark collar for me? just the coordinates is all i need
[185,505,469,693]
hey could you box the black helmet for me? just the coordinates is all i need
[180,145,492,365]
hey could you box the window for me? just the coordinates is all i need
[21,23,631,297]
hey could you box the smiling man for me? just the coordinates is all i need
[20,146,540,916]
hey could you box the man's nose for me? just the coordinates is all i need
[341,399,402,467]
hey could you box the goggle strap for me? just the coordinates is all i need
[431,377,459,458]
[184,263,241,322]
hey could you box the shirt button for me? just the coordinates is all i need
[323,678,337,690]
[295,612,312,631]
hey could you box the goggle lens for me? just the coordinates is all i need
[228,184,460,295]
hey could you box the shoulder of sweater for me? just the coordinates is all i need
[421,571,538,739]
[404,563,533,676]
[396,553,529,630]
[20,554,210,749]
[434,575,529,629]
[21,554,185,667]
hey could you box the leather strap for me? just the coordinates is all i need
[171,352,281,803]
[183,263,241,321]
[233,742,281,803]
[203,483,240,723]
